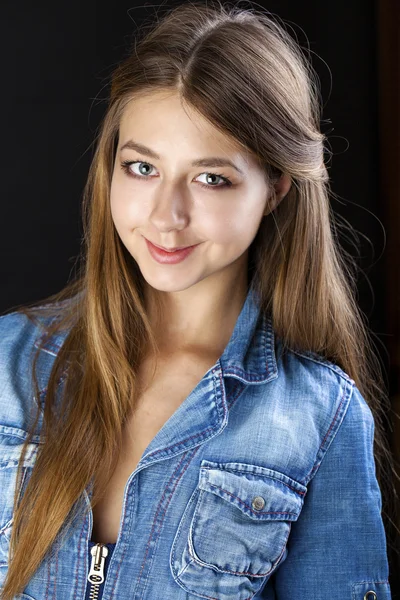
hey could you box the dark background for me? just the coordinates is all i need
[1,0,399,593]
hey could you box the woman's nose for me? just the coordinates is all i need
[149,185,190,231]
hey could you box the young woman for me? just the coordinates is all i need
[0,1,396,599]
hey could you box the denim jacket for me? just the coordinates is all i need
[0,285,392,599]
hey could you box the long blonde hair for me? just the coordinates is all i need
[2,1,398,597]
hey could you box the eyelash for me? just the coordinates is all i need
[119,159,233,190]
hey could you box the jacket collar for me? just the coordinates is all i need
[219,284,278,384]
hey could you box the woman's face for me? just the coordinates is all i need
[110,89,275,294]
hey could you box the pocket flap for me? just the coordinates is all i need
[198,460,306,522]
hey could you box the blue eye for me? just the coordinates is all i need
[121,160,154,177]
[119,160,233,190]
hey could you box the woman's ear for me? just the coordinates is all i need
[263,173,292,216]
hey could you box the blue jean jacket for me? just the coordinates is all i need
[0,286,392,599]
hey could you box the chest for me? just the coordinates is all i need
[90,353,218,544]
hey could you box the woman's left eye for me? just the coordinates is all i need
[119,160,233,190]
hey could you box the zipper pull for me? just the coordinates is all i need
[88,543,108,585]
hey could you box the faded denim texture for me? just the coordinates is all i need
[0,285,392,599]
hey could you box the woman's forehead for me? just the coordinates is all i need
[118,93,261,171]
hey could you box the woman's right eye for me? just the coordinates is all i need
[120,160,156,178]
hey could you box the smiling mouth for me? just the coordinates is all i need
[145,238,196,252]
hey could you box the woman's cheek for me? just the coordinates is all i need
[110,195,126,232]
[194,201,240,242]
[110,192,142,230]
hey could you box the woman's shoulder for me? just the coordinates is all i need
[282,343,355,386]
[285,346,372,422]
[0,297,76,353]
[0,299,74,435]
[269,340,376,495]
[274,336,355,394]
[273,338,371,446]
[0,303,62,356]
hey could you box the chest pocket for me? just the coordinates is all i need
[0,428,40,568]
[170,459,307,600]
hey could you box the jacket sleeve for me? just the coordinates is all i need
[269,384,392,599]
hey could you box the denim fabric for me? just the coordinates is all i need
[0,285,392,599]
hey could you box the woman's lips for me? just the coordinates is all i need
[144,237,200,264]
[150,241,192,252]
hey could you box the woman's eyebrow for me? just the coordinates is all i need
[119,139,245,175]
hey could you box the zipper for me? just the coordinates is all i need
[87,543,108,600]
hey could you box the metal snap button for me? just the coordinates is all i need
[251,496,265,510]
[364,592,377,600]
